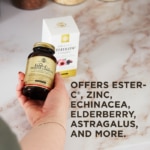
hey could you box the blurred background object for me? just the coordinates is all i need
[53,0,86,5]
[12,0,47,10]
[100,0,121,2]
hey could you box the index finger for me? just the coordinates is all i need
[16,72,26,105]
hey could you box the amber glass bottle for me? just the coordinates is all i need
[22,42,56,101]
[12,0,47,10]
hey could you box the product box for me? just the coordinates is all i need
[42,16,80,78]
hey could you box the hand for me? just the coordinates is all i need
[16,72,69,128]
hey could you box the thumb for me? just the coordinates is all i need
[43,73,69,112]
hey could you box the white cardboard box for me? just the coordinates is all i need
[42,16,80,78]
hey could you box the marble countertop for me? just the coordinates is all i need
[0,0,150,149]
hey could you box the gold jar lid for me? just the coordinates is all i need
[34,42,55,52]
[54,0,85,5]
[100,0,121,2]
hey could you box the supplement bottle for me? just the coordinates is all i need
[22,42,56,100]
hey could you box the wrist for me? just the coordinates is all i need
[33,115,67,130]
[35,121,66,132]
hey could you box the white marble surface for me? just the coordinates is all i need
[0,0,150,149]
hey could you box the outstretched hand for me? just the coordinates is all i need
[16,72,69,128]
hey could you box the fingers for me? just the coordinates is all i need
[18,71,25,81]
[16,72,26,106]
[16,72,45,126]
[16,72,25,93]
